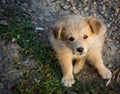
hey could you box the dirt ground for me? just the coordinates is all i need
[0,0,120,93]
[30,0,120,89]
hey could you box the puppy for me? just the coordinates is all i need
[50,15,112,87]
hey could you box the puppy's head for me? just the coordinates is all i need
[51,16,106,56]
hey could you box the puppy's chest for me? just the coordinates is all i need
[73,54,86,60]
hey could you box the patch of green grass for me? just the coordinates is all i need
[0,9,117,94]
[0,20,99,94]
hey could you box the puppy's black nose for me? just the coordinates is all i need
[77,47,84,53]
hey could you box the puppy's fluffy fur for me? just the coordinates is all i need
[50,15,112,87]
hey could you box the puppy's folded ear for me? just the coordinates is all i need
[51,22,66,40]
[87,17,105,35]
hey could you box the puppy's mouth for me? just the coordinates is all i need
[72,52,86,56]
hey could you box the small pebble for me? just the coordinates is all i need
[84,7,88,11]
[94,1,96,5]
[12,38,16,43]
[63,5,70,10]
[72,7,76,10]
[36,27,44,31]
[0,20,8,26]
[113,37,115,40]
[17,35,20,39]
[116,8,119,13]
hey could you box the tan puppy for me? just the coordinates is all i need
[50,15,112,87]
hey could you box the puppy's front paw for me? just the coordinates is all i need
[99,68,112,79]
[61,75,75,87]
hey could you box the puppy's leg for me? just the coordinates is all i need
[57,53,74,87]
[88,51,112,79]
[73,58,85,74]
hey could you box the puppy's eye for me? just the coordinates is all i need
[69,37,74,41]
[83,35,88,39]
